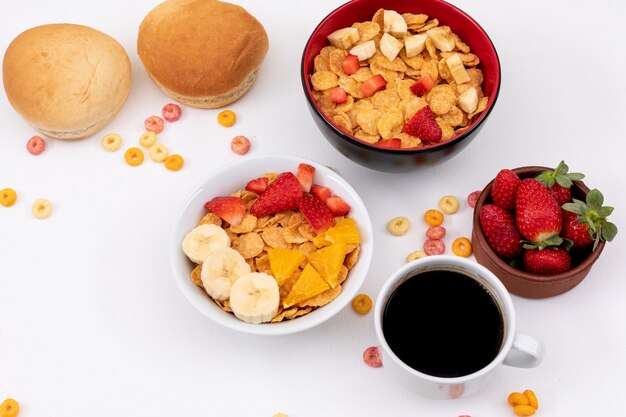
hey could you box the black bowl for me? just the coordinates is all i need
[301,0,501,173]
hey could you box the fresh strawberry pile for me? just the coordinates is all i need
[204,163,352,234]
[479,161,618,275]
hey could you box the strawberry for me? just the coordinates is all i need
[523,247,571,275]
[311,184,331,203]
[402,106,442,144]
[535,161,585,206]
[297,193,336,234]
[342,54,360,75]
[296,163,315,192]
[515,178,563,244]
[360,75,387,97]
[376,138,402,149]
[479,204,523,259]
[562,210,593,249]
[330,87,347,104]
[491,169,520,211]
[409,74,435,97]
[204,196,246,226]
[562,188,618,250]
[245,177,268,195]
[250,172,303,217]
[326,195,351,216]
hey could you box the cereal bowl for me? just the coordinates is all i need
[301,0,501,172]
[471,166,606,299]
[170,154,373,335]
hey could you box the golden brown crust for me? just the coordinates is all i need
[137,0,269,107]
[2,24,131,140]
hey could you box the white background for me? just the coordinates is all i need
[1,0,625,416]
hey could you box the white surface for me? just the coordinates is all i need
[1,0,625,416]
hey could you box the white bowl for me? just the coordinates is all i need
[169,154,374,336]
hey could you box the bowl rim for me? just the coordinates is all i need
[169,153,374,336]
[300,0,502,154]
[472,165,605,285]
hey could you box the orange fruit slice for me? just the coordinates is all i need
[283,264,330,308]
[268,248,305,286]
[313,217,361,247]
[307,241,346,288]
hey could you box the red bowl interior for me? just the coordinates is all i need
[302,0,501,151]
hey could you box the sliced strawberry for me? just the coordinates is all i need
[491,169,521,211]
[296,163,315,192]
[245,177,268,195]
[330,87,347,104]
[409,74,435,97]
[402,105,442,144]
[376,138,402,149]
[204,196,246,226]
[342,54,360,75]
[360,75,387,97]
[523,247,571,275]
[250,172,303,217]
[297,193,336,234]
[311,184,331,203]
[326,196,351,216]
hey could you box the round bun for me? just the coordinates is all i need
[137,0,269,109]
[2,24,131,141]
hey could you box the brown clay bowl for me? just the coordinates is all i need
[471,166,605,299]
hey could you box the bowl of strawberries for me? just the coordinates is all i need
[471,161,618,298]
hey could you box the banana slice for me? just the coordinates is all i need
[181,223,230,264]
[383,10,407,38]
[327,27,360,50]
[380,33,403,62]
[350,40,376,61]
[229,272,280,324]
[404,34,427,58]
[446,53,471,84]
[201,247,251,300]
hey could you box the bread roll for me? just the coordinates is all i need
[2,24,131,140]
[137,0,269,108]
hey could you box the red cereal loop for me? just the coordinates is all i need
[231,135,251,155]
[144,115,164,133]
[26,135,45,155]
[426,226,446,240]
[423,239,445,255]
[363,346,383,368]
[162,103,181,122]
[467,190,481,208]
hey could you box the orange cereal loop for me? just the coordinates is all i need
[423,209,444,226]
[0,398,19,417]
[513,405,536,416]
[507,392,530,407]
[452,237,472,257]
[164,154,184,171]
[124,147,144,166]
[523,389,539,409]
[218,110,236,127]
[352,293,372,314]
[0,188,17,207]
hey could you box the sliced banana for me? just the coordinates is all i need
[229,272,280,324]
[181,223,230,264]
[383,10,407,38]
[350,40,376,61]
[404,34,427,58]
[201,247,251,300]
[427,26,455,52]
[446,53,471,84]
[327,27,360,50]
[380,33,403,62]
[458,86,479,113]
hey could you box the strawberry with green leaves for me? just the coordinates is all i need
[491,169,521,211]
[535,161,585,206]
[515,178,563,245]
[562,188,618,250]
[523,247,572,275]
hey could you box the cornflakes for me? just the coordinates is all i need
[310,8,489,148]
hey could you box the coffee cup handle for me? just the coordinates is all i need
[503,332,545,368]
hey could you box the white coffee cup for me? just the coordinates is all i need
[374,255,544,399]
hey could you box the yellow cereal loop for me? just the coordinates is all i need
[32,198,52,219]
[0,188,17,207]
[217,110,237,127]
[406,250,427,262]
[387,216,410,236]
[164,154,184,171]
[101,133,122,151]
[125,147,144,166]
[149,143,169,162]
[523,389,539,409]
[438,195,460,214]
[139,131,158,148]
[0,398,19,417]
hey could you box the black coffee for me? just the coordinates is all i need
[382,270,504,378]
